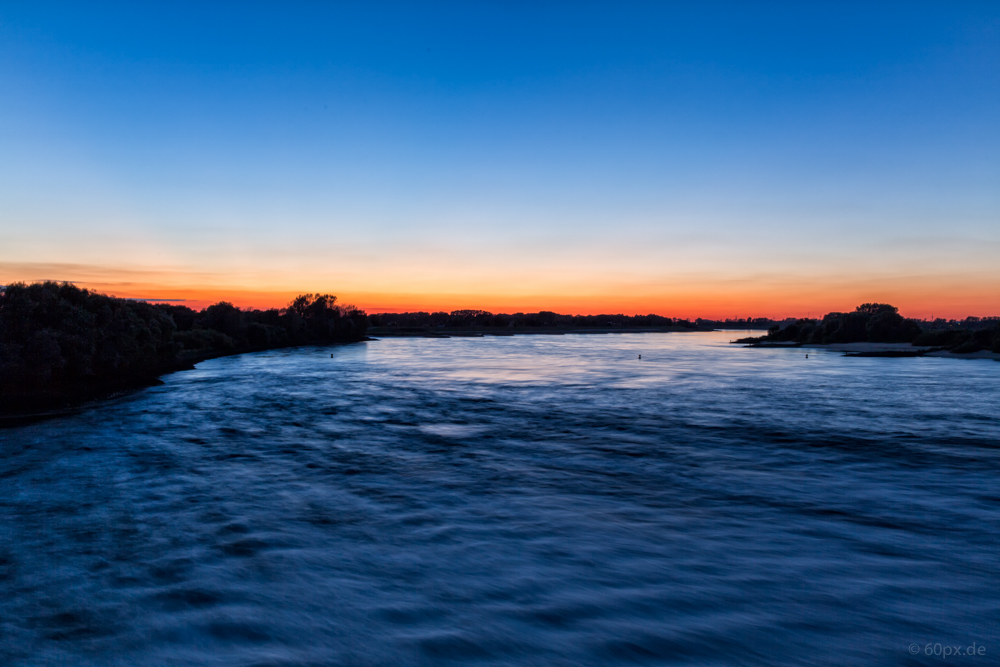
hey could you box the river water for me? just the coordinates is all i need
[1,332,998,666]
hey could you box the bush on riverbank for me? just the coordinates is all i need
[0,283,368,412]
[745,303,1000,352]
[756,304,921,345]
[165,293,367,357]
[0,282,179,409]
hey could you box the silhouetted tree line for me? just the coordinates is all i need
[0,282,367,411]
[166,292,367,355]
[695,317,787,329]
[909,316,1000,353]
[749,303,1000,352]
[368,310,701,331]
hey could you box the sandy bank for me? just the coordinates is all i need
[799,342,1000,361]
[925,349,1000,361]
[802,343,930,353]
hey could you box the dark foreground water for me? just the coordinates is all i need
[2,332,999,666]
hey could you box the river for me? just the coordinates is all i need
[2,332,998,665]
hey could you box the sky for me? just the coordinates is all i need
[1,2,998,318]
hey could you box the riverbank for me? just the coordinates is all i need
[732,302,1000,359]
[804,342,1000,360]
[735,340,1000,361]
[0,338,376,424]
[0,283,372,421]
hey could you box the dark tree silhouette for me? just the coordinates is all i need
[0,282,178,410]
[855,303,899,317]
[753,302,998,350]
[866,310,922,343]
[1,283,368,413]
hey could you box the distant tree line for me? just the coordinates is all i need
[163,292,367,356]
[368,310,703,331]
[0,282,367,412]
[695,317,786,330]
[909,315,1000,353]
[745,303,1000,353]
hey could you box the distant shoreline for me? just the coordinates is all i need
[732,302,1000,360]
[368,325,739,337]
[736,340,1000,361]
[0,283,371,421]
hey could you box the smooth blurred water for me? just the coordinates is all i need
[2,332,999,666]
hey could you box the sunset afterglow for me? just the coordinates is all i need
[2,3,997,318]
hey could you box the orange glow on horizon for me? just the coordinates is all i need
[2,280,996,322]
[3,262,998,320]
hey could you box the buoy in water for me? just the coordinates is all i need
[638,354,642,359]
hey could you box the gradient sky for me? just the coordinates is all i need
[1,2,998,317]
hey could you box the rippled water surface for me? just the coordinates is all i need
[2,332,999,666]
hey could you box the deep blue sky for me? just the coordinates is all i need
[1,2,998,315]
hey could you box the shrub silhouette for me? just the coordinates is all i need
[0,282,368,412]
[866,310,922,343]
[0,282,178,408]
[761,304,926,345]
[756,303,999,350]
[201,302,246,341]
